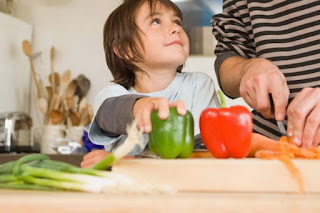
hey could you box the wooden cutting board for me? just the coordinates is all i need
[112,158,320,193]
[1,189,320,213]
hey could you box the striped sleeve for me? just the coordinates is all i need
[211,0,320,140]
[211,0,256,60]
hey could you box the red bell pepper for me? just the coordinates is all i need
[200,91,252,158]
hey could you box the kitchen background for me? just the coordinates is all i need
[0,0,249,129]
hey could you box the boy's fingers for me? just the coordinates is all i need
[83,150,108,160]
[170,100,186,115]
[140,102,155,133]
[157,99,170,119]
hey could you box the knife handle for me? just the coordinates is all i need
[269,93,275,118]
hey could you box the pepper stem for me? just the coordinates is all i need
[217,90,227,108]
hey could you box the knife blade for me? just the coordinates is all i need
[269,94,287,136]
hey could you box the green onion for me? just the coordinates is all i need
[0,121,174,194]
[0,161,16,175]
[0,175,18,183]
[93,120,144,170]
[0,181,59,191]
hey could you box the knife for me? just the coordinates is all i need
[269,94,287,136]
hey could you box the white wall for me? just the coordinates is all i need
[1,0,249,126]
[0,12,32,113]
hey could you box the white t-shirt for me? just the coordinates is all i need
[89,72,219,155]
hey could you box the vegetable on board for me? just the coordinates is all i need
[200,91,252,158]
[252,133,320,193]
[149,107,194,159]
[0,121,174,194]
[0,153,174,194]
[93,120,144,170]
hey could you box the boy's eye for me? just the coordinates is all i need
[151,19,160,25]
[174,19,182,26]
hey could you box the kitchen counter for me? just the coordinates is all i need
[0,153,85,166]
[1,189,320,213]
[1,156,320,212]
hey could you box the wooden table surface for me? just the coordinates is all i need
[1,189,320,213]
[1,156,320,212]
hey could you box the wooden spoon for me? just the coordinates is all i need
[60,70,71,96]
[48,109,63,125]
[46,86,53,103]
[78,97,87,114]
[38,97,48,116]
[75,74,90,99]
[50,46,56,93]
[69,110,80,126]
[48,72,60,94]
[65,80,78,98]
[87,104,93,123]
[79,108,89,126]
[22,40,41,98]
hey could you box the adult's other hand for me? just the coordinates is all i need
[287,87,320,148]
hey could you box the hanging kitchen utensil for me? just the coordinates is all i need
[59,69,71,97]
[50,46,56,93]
[22,40,41,98]
[69,110,80,126]
[65,80,78,98]
[48,72,60,94]
[78,97,87,115]
[48,109,63,125]
[75,74,90,99]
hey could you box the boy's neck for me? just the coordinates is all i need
[133,69,177,93]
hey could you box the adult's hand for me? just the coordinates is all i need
[133,97,186,133]
[239,58,290,120]
[287,88,320,148]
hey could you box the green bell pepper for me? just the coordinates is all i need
[148,107,194,159]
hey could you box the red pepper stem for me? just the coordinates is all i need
[217,90,227,108]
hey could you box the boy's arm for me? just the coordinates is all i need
[95,94,146,135]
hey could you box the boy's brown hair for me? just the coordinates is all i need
[103,0,183,89]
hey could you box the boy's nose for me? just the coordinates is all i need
[170,25,180,34]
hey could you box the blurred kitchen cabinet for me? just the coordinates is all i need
[0,12,32,113]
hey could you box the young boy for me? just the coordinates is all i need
[81,0,219,168]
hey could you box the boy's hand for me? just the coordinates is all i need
[133,97,186,133]
[81,150,134,168]
[81,150,110,168]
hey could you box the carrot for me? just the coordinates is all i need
[250,133,318,193]
[276,154,304,193]
[249,133,298,157]
[255,150,283,159]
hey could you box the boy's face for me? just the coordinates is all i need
[135,2,189,70]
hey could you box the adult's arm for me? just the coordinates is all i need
[211,1,289,120]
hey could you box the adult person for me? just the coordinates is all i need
[211,0,320,148]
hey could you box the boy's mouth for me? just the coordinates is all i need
[166,40,182,46]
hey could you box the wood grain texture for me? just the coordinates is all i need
[112,158,320,193]
[1,189,320,213]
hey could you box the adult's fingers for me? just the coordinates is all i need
[312,125,320,147]
[268,73,289,120]
[303,105,320,148]
[253,72,272,119]
[239,72,256,109]
[254,69,288,120]
[287,88,318,147]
